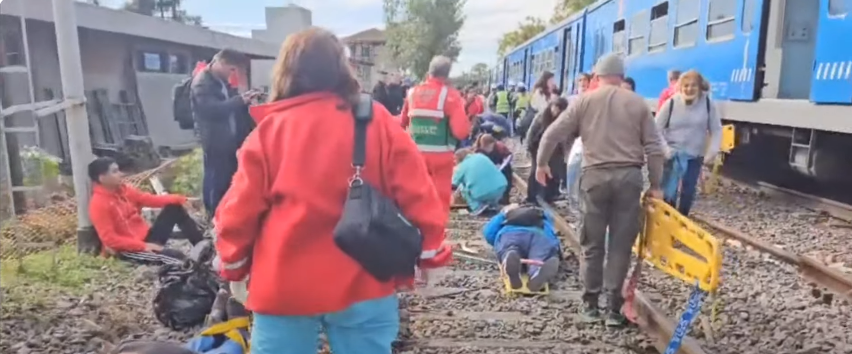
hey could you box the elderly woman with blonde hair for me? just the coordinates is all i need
[655,70,722,216]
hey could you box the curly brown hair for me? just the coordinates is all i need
[269,27,361,107]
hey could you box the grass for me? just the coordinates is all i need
[1,245,131,312]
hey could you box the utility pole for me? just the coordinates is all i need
[52,0,98,253]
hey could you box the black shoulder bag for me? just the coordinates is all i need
[333,93,424,282]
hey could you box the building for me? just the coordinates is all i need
[0,0,277,216]
[341,28,398,90]
[251,3,312,45]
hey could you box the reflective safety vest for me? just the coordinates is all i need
[495,91,511,114]
[515,93,530,111]
[408,85,457,152]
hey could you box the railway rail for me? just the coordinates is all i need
[695,175,852,303]
[400,140,852,354]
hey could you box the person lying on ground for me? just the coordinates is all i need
[452,148,508,216]
[473,134,513,204]
[482,203,560,292]
[88,156,204,265]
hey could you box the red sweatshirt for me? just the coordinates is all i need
[88,184,186,253]
[214,92,447,316]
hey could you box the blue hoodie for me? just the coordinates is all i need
[482,210,560,250]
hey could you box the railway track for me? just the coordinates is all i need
[693,175,852,303]
[397,149,707,353]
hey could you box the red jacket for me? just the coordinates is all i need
[658,85,676,112]
[399,77,470,144]
[214,92,447,316]
[88,184,186,253]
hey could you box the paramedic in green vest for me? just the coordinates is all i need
[400,55,472,223]
[490,84,514,118]
[513,83,530,135]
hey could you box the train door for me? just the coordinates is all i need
[562,25,577,95]
[809,0,852,103]
[775,0,820,99]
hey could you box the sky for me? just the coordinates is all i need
[95,0,560,75]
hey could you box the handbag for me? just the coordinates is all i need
[332,93,424,282]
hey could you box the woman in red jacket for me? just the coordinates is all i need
[213,28,449,354]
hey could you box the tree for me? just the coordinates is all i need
[550,0,597,24]
[496,16,545,57]
[123,0,202,25]
[469,63,490,84]
[383,0,466,79]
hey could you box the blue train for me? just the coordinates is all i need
[495,0,852,183]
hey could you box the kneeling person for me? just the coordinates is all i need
[483,204,560,292]
[452,149,507,215]
[88,157,204,265]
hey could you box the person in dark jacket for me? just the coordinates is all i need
[385,74,405,115]
[190,49,259,218]
[525,97,569,205]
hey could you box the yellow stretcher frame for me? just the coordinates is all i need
[633,198,723,293]
[499,260,550,296]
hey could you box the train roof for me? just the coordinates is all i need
[505,8,587,58]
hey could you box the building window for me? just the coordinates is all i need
[706,0,736,40]
[137,51,166,72]
[360,44,372,59]
[169,53,188,74]
[828,0,849,16]
[1,28,24,66]
[612,20,626,54]
[628,11,649,56]
[649,2,669,52]
[674,0,700,47]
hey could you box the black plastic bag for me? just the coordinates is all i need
[153,260,220,330]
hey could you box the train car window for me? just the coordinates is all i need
[137,51,167,72]
[628,11,649,56]
[564,28,575,79]
[829,0,850,16]
[742,0,757,32]
[674,0,700,48]
[706,0,736,41]
[168,54,188,74]
[649,2,670,52]
[612,20,626,55]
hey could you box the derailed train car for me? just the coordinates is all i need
[497,0,852,183]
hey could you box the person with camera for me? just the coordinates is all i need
[190,49,260,217]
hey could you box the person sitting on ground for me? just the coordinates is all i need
[482,203,560,292]
[452,148,508,216]
[88,157,204,265]
[473,134,513,205]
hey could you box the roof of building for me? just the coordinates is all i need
[1,0,278,58]
[342,28,385,43]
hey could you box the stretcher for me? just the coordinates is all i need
[500,259,550,296]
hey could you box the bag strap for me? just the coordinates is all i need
[664,98,674,129]
[351,93,373,184]
[664,96,711,130]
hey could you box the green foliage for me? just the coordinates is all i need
[496,0,597,59]
[384,0,467,79]
[170,148,203,197]
[497,16,546,57]
[451,62,491,88]
[123,0,202,25]
[19,147,61,187]
[551,0,597,24]
[0,245,130,310]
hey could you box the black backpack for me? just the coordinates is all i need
[504,206,545,228]
[333,93,424,282]
[173,76,195,130]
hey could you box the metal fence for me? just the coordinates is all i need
[0,159,177,268]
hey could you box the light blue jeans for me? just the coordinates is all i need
[251,295,400,354]
[565,156,582,203]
